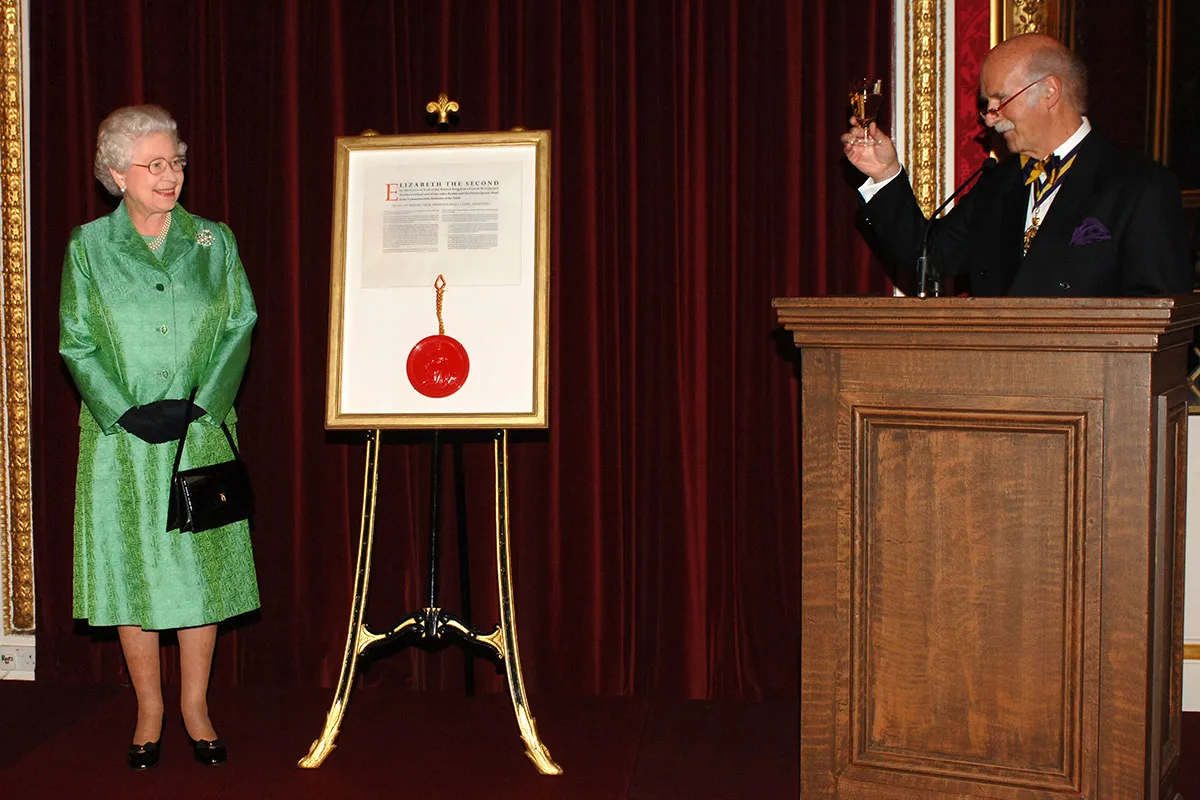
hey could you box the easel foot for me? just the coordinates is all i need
[298,733,337,769]
[522,732,562,775]
[525,745,562,775]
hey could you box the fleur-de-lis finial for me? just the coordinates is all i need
[426,93,460,126]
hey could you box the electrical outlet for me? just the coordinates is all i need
[0,644,35,674]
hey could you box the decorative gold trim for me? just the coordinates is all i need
[0,0,33,635]
[994,0,1050,41]
[1012,0,1051,35]
[903,0,947,218]
[425,93,460,127]
[1186,643,1200,661]
[991,1,1073,47]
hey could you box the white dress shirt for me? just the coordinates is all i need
[857,117,1093,231]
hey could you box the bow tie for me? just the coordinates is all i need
[1020,145,1080,207]
[1021,154,1056,186]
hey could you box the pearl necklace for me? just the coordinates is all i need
[147,212,172,251]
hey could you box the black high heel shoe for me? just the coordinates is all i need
[182,716,227,766]
[127,716,164,770]
[126,739,161,770]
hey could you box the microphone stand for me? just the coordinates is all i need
[916,156,997,298]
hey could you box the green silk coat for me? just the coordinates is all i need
[59,202,260,630]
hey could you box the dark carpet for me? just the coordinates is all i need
[4,681,1194,798]
[0,681,797,799]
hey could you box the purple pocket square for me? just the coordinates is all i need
[1070,217,1112,247]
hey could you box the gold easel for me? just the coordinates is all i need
[299,429,559,773]
[300,97,559,774]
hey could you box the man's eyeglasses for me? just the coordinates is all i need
[131,157,188,175]
[978,76,1048,124]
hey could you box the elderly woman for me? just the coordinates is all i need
[59,104,259,770]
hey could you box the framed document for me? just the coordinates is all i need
[325,131,551,429]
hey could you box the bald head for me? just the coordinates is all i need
[984,34,1087,114]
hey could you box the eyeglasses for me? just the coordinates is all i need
[977,76,1048,124]
[130,156,188,175]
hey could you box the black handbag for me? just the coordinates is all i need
[167,392,253,533]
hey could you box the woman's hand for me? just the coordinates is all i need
[118,400,206,443]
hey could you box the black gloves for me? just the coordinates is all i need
[118,400,207,444]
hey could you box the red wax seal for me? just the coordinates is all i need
[406,334,470,398]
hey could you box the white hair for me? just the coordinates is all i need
[1023,45,1088,113]
[93,105,188,196]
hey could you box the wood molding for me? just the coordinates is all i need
[849,405,1087,790]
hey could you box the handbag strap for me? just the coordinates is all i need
[170,387,243,480]
[170,388,199,479]
[218,423,243,460]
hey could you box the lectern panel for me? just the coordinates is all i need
[1155,397,1188,793]
[847,407,1089,792]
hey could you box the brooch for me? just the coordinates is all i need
[196,229,214,247]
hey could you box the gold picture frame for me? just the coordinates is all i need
[0,0,33,637]
[991,0,1074,47]
[325,130,551,430]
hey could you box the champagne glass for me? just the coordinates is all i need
[849,78,884,142]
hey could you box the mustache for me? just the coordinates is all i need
[993,119,1015,133]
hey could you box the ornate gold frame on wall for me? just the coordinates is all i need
[896,0,949,218]
[902,0,945,219]
[0,0,33,637]
[990,0,1072,47]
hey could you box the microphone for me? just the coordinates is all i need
[916,156,997,297]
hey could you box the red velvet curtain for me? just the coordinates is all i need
[30,0,892,699]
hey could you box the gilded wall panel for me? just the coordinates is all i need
[0,0,32,638]
[897,0,951,218]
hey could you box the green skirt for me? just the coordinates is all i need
[72,408,260,630]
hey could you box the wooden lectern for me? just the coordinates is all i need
[773,296,1200,799]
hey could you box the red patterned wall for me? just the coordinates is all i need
[955,0,993,184]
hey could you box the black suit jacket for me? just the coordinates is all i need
[860,132,1193,296]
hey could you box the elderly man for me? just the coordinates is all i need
[842,33,1192,297]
